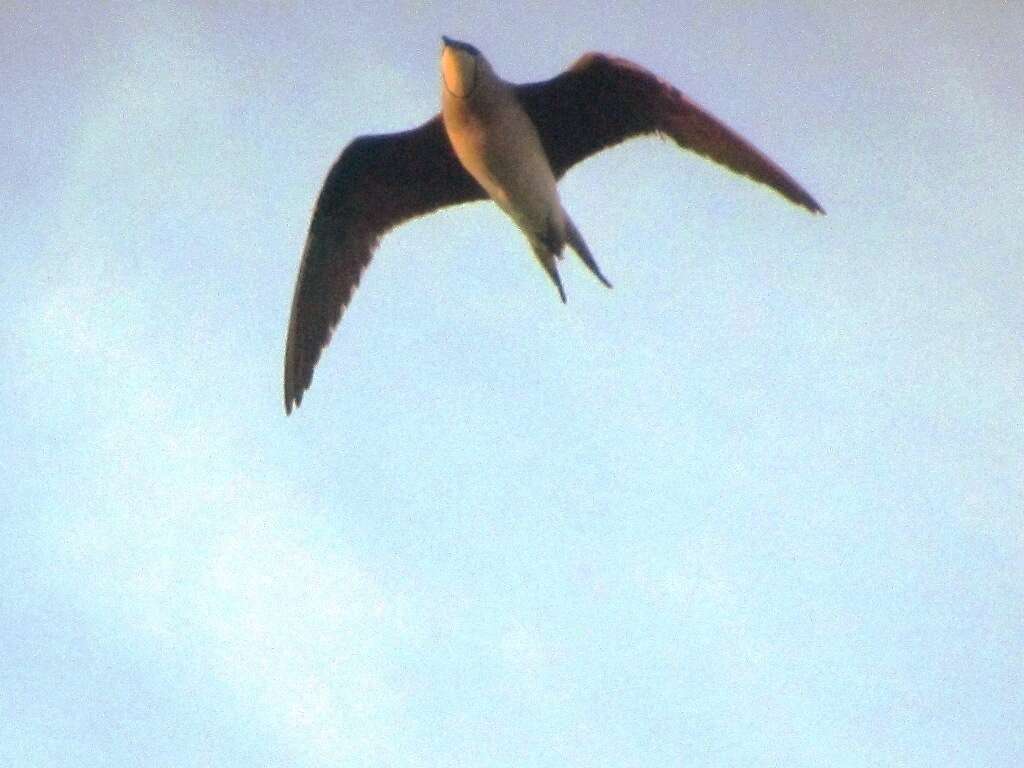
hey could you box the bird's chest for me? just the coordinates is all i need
[443,99,513,176]
[442,96,557,216]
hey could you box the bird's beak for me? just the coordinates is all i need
[441,35,453,49]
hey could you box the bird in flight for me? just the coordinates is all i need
[284,37,823,413]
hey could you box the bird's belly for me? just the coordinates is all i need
[446,106,561,236]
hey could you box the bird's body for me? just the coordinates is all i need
[441,42,559,234]
[440,39,592,299]
[283,38,823,413]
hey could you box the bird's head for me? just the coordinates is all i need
[440,36,490,98]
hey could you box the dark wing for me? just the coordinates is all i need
[284,115,484,414]
[516,53,823,213]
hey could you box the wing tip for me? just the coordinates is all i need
[283,368,306,415]
[284,388,303,416]
[774,175,825,216]
[284,386,295,415]
[283,358,304,415]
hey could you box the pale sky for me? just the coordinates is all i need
[2,2,1022,767]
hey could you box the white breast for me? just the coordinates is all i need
[442,74,564,240]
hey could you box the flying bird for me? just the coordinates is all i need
[284,37,823,413]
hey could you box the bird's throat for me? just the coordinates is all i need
[441,49,478,98]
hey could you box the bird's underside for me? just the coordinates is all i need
[283,48,823,414]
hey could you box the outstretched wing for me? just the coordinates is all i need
[516,53,823,213]
[284,116,485,414]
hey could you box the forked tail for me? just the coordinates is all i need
[529,239,567,303]
[565,215,613,289]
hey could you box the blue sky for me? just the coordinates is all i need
[2,2,1022,766]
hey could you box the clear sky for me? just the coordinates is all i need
[2,2,1022,767]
